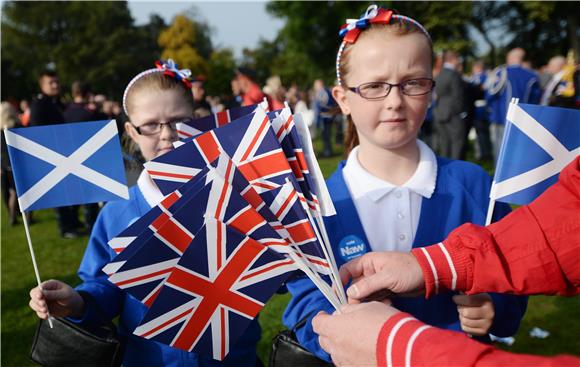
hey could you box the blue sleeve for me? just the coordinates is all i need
[282,275,335,362]
[488,201,529,337]
[69,209,123,328]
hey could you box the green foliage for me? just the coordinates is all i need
[206,48,237,97]
[1,1,162,101]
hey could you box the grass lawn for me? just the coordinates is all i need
[2,141,578,365]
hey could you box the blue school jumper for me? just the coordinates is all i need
[283,157,528,362]
[70,185,261,367]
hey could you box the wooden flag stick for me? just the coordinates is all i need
[21,211,54,328]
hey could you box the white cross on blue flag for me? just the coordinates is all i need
[5,119,129,211]
[491,101,580,206]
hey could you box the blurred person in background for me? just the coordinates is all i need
[313,79,337,157]
[234,67,268,107]
[63,81,103,234]
[263,75,286,110]
[433,50,467,160]
[469,60,492,162]
[485,47,541,162]
[29,70,64,127]
[191,76,212,117]
[19,99,30,127]
[1,102,27,225]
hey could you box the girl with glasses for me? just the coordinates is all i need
[29,61,263,366]
[283,6,527,363]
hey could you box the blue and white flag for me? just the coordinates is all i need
[491,101,580,205]
[4,120,129,211]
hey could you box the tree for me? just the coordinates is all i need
[205,48,237,97]
[1,1,161,101]
[158,14,212,78]
[258,1,474,87]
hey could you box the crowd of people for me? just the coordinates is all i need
[2,4,579,366]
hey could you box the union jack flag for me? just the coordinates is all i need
[176,104,263,140]
[269,107,318,208]
[133,218,295,360]
[103,166,214,275]
[107,165,290,305]
[145,107,292,195]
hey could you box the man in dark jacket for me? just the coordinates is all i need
[29,70,64,127]
[29,71,79,238]
[433,51,467,160]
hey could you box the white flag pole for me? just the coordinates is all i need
[484,197,496,226]
[21,211,54,328]
[292,112,347,304]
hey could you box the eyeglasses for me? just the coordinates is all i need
[347,78,435,100]
[132,117,193,136]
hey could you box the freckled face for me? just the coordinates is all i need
[333,32,432,152]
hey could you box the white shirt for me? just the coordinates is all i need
[137,169,164,208]
[342,140,437,252]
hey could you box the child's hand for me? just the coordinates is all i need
[29,279,85,320]
[452,293,494,336]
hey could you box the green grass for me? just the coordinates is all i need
[2,137,579,365]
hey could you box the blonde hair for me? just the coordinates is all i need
[1,102,19,129]
[338,22,433,157]
[124,72,193,119]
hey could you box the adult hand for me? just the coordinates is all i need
[339,252,425,304]
[29,279,85,320]
[312,301,399,367]
[453,293,494,336]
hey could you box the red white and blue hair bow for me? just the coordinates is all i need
[155,59,193,89]
[338,5,393,44]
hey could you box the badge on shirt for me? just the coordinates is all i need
[338,235,367,262]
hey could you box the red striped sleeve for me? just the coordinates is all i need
[411,242,468,298]
[376,313,431,367]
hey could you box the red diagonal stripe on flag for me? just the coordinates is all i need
[228,206,265,234]
[286,220,316,244]
[241,116,269,162]
[195,132,220,164]
[161,191,181,208]
[288,159,304,179]
[154,216,193,254]
[147,170,194,180]
[237,151,290,182]
[241,187,264,208]
[168,240,265,351]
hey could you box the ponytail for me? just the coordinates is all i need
[343,114,359,158]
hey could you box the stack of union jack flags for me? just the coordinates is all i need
[103,102,346,360]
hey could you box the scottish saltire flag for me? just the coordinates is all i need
[4,120,128,211]
[176,104,262,140]
[133,218,295,360]
[491,101,580,205]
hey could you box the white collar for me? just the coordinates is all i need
[343,140,437,202]
[137,169,164,208]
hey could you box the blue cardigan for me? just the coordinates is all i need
[283,157,528,362]
[71,185,261,367]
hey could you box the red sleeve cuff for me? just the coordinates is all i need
[376,313,432,367]
[412,242,468,297]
